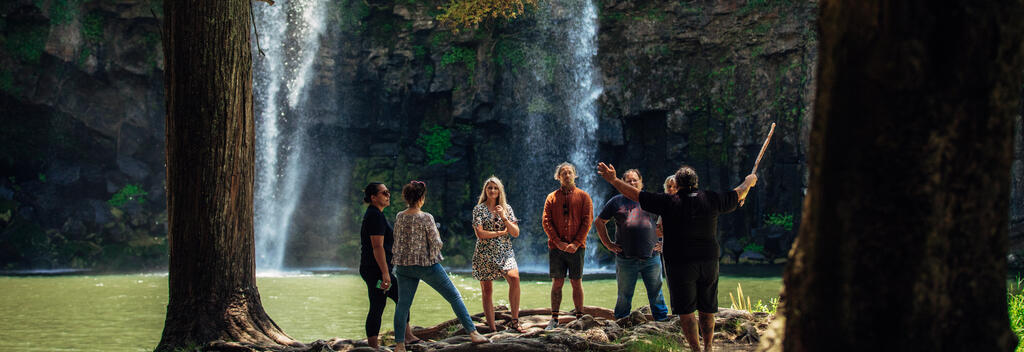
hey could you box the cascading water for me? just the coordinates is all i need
[563,0,605,268]
[511,0,606,272]
[252,0,327,272]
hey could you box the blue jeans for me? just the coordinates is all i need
[614,254,669,321]
[394,263,476,342]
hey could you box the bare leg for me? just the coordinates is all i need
[481,280,496,330]
[550,278,565,313]
[504,269,521,320]
[547,278,565,329]
[678,313,701,352]
[569,278,584,313]
[699,312,715,352]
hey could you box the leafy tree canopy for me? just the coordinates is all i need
[437,0,538,32]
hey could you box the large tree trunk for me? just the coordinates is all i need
[776,1,1024,351]
[156,0,300,350]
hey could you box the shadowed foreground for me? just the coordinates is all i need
[201,306,770,351]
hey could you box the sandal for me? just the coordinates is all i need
[506,318,525,333]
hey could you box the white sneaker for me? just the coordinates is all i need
[544,319,559,330]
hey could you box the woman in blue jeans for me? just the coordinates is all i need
[391,181,489,352]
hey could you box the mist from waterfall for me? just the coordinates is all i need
[252,0,327,272]
[513,0,606,272]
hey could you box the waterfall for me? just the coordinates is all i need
[513,0,606,272]
[563,0,604,268]
[252,0,327,272]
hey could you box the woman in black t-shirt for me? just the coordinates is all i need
[359,183,419,348]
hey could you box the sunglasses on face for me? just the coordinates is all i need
[379,190,390,196]
[563,202,569,216]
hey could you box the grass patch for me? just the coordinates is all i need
[1009,278,1024,351]
[619,333,685,352]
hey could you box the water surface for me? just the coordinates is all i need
[0,271,781,351]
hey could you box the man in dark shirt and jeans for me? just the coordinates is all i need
[595,169,669,322]
[597,162,757,352]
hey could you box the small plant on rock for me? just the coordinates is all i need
[764,212,794,231]
[108,184,148,207]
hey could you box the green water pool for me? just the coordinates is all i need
[0,272,781,352]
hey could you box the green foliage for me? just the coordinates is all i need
[1009,279,1024,351]
[337,0,371,33]
[764,212,794,231]
[430,31,450,48]
[492,39,525,71]
[424,64,434,78]
[416,124,459,166]
[742,242,764,253]
[49,0,80,25]
[752,297,779,314]
[0,69,14,95]
[751,45,764,57]
[5,25,50,64]
[679,1,701,14]
[441,46,476,85]
[76,47,90,67]
[81,12,104,43]
[412,44,427,61]
[149,0,164,18]
[600,11,625,22]
[0,199,17,223]
[638,8,664,22]
[738,0,792,16]
[751,22,771,35]
[440,46,476,71]
[37,173,46,183]
[108,184,148,207]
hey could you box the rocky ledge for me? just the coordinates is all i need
[206,305,773,352]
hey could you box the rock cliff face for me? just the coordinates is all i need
[1,0,1019,270]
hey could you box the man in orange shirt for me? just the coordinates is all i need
[542,162,593,330]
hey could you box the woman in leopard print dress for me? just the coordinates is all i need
[472,176,524,332]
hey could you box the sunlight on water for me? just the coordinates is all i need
[0,272,780,351]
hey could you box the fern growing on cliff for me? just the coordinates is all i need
[416,124,458,166]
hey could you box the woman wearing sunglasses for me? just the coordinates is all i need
[358,183,419,349]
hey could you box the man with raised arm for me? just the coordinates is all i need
[542,162,593,330]
[597,162,757,352]
[594,168,669,322]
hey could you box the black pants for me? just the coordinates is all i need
[359,264,400,337]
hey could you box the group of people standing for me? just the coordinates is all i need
[357,161,757,352]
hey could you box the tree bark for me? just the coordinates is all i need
[779,1,1024,351]
[156,0,299,350]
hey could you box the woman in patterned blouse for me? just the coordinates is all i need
[391,181,489,352]
[472,176,524,332]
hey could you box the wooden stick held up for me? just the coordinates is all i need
[751,122,776,175]
[740,122,775,207]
